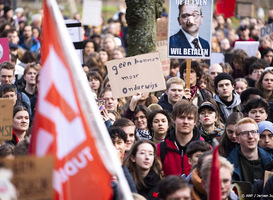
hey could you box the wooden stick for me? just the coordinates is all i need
[186,59,191,89]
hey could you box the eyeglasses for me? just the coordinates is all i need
[180,13,201,21]
[237,130,258,137]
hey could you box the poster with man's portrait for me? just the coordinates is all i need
[168,0,213,59]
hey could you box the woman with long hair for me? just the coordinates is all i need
[256,69,273,102]
[7,105,30,146]
[133,105,152,140]
[147,110,172,144]
[82,39,97,63]
[218,112,244,157]
[123,140,163,199]
[86,71,103,97]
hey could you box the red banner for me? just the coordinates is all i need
[29,0,114,199]
[216,0,236,18]
[209,146,221,200]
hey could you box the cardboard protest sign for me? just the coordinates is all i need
[234,41,259,57]
[156,18,168,41]
[156,40,170,77]
[0,99,13,140]
[168,0,213,59]
[0,38,10,63]
[65,19,83,64]
[4,156,54,200]
[260,23,273,39]
[210,52,224,65]
[82,0,102,26]
[106,52,166,98]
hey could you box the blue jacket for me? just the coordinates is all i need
[169,29,210,57]
[227,147,273,181]
[19,36,41,53]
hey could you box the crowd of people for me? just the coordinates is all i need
[0,1,273,199]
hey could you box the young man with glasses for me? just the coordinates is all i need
[169,1,210,57]
[227,118,272,184]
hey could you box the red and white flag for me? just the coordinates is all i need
[29,0,133,199]
[209,146,221,200]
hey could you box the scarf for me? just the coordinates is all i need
[190,86,198,98]
[136,128,152,140]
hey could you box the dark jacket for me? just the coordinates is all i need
[169,29,210,57]
[157,127,204,176]
[138,169,160,200]
[157,93,173,114]
[227,147,273,182]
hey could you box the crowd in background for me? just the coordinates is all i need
[0,1,273,199]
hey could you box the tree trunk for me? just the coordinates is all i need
[125,0,164,57]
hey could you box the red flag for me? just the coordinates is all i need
[216,0,236,18]
[209,146,221,200]
[29,0,133,199]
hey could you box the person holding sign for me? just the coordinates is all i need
[169,1,210,57]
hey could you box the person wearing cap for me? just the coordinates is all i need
[197,100,224,147]
[169,1,210,57]
[258,121,273,152]
[214,72,242,123]
[232,25,255,47]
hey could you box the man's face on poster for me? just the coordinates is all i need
[177,4,203,37]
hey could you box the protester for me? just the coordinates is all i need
[124,140,162,199]
[6,105,30,146]
[107,126,138,194]
[185,140,211,171]
[256,69,273,102]
[219,112,244,158]
[197,100,224,147]
[87,71,103,97]
[234,78,247,96]
[147,110,172,144]
[201,156,239,200]
[227,117,273,184]
[244,98,269,123]
[207,63,223,95]
[214,72,242,123]
[113,118,137,153]
[82,39,97,63]
[157,99,203,176]
[180,61,212,106]
[258,121,273,153]
[158,176,191,200]
[158,77,188,115]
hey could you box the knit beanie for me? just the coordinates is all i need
[258,121,273,135]
[214,72,234,88]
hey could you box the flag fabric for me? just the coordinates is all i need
[209,146,221,200]
[29,0,133,199]
[216,0,236,18]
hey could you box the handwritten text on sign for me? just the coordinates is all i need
[0,99,13,140]
[106,52,166,98]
